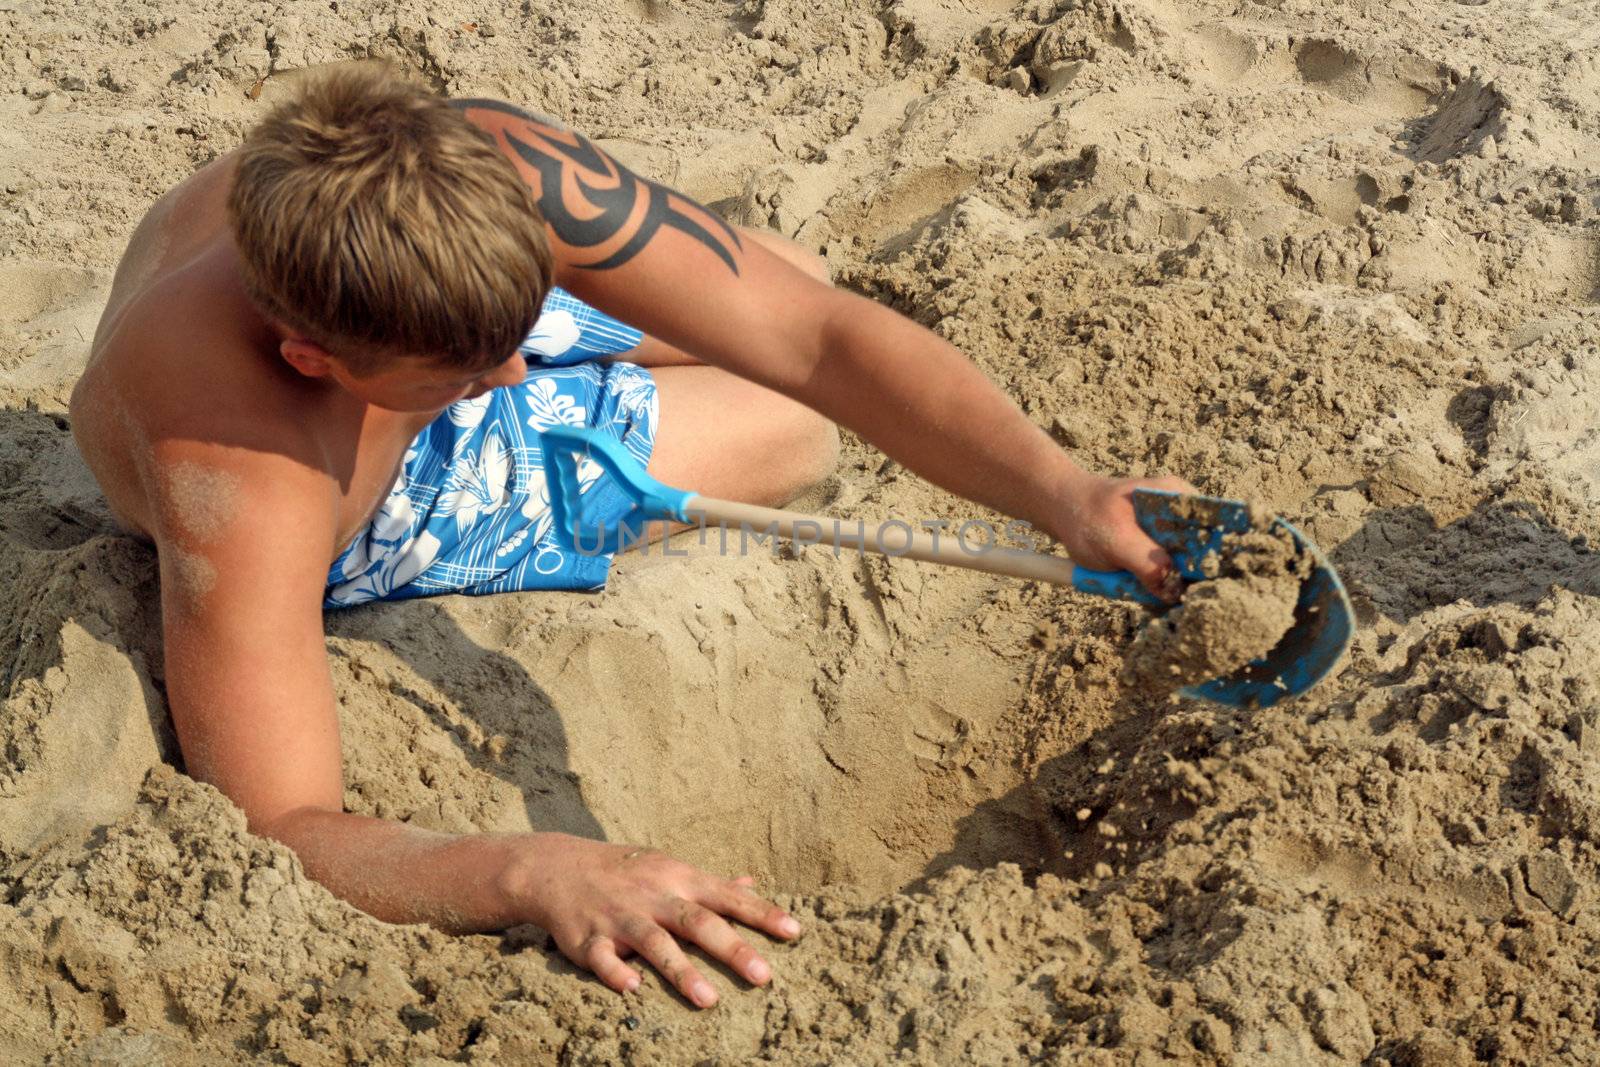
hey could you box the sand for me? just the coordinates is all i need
[3,0,1600,1062]
[1124,524,1309,695]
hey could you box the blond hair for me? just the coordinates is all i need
[228,62,551,373]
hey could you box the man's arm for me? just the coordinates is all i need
[457,100,1189,594]
[148,439,796,1003]
[150,440,527,925]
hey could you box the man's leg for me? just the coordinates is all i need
[647,365,839,508]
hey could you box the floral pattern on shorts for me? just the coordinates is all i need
[324,288,656,608]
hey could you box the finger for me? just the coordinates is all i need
[580,933,641,995]
[1130,538,1183,603]
[623,918,719,1009]
[666,899,773,987]
[733,875,756,887]
[704,879,802,941]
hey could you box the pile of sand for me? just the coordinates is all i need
[4,0,1600,1062]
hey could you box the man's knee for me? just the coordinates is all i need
[786,403,840,492]
[752,388,839,502]
[740,227,832,286]
[786,244,832,286]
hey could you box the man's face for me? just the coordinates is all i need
[332,351,529,413]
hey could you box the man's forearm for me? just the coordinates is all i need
[262,808,542,932]
[805,291,1092,539]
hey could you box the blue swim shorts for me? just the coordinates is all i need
[323,286,658,609]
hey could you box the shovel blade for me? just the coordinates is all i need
[1132,489,1354,708]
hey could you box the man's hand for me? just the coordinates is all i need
[1052,473,1200,602]
[510,835,801,1008]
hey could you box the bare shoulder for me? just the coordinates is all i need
[73,261,341,555]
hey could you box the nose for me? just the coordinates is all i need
[486,354,527,389]
[466,354,527,398]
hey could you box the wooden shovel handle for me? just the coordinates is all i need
[684,495,1078,585]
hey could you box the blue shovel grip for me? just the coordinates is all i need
[1070,564,1166,607]
[543,430,593,551]
[538,426,696,554]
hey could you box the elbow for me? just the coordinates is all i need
[249,803,342,846]
[801,287,866,391]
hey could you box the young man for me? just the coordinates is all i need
[70,63,1189,1009]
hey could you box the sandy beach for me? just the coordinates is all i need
[3,0,1599,1061]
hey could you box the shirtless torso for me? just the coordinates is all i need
[72,149,443,559]
[71,97,807,570]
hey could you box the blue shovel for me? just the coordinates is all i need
[538,426,1353,708]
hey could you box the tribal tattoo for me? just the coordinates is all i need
[451,98,743,275]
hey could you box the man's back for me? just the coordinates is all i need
[70,150,429,558]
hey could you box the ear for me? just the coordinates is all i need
[279,336,337,378]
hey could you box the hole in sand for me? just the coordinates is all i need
[561,615,1066,894]
[1292,39,1363,87]
[1186,23,1259,84]
[333,558,1134,898]
[1287,38,1443,116]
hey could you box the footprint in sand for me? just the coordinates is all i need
[906,701,971,768]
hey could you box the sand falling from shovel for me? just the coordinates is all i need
[1124,524,1312,697]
